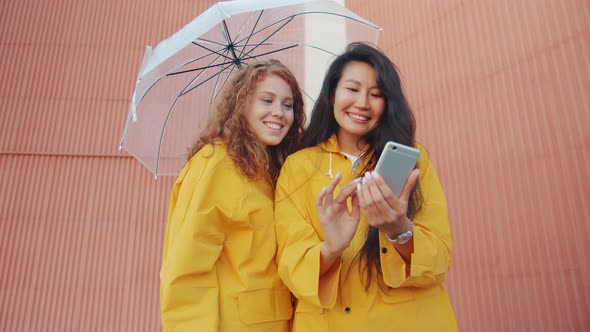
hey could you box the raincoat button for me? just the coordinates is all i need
[381,247,387,254]
[345,307,351,313]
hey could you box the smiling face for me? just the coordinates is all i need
[244,74,295,147]
[333,61,385,154]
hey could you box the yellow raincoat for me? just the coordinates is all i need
[275,135,457,331]
[161,142,292,331]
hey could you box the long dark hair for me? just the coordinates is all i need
[299,42,423,288]
[188,59,306,185]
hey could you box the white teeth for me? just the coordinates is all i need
[349,113,369,121]
[264,122,282,130]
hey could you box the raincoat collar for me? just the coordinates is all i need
[318,134,375,178]
[318,134,341,153]
[318,134,373,158]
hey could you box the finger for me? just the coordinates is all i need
[355,182,367,208]
[334,178,361,204]
[367,172,410,229]
[357,176,372,208]
[321,172,342,205]
[350,191,361,221]
[360,173,395,227]
[315,187,328,207]
[400,169,420,201]
[357,176,382,223]
[364,172,394,216]
[325,172,343,193]
[370,171,399,207]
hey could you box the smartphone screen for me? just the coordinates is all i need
[374,141,420,196]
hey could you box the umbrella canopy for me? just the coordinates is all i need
[119,0,382,177]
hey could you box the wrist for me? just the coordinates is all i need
[321,242,343,262]
[385,222,413,245]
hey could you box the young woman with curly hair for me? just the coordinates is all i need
[160,59,305,331]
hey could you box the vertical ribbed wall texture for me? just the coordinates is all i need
[1,0,589,331]
[0,0,214,330]
[0,156,173,330]
[349,0,590,331]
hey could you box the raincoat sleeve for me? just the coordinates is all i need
[379,147,453,288]
[160,152,232,331]
[275,156,342,310]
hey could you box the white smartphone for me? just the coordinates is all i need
[374,141,421,196]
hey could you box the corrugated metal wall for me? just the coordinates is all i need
[0,0,208,330]
[349,0,590,331]
[1,0,588,331]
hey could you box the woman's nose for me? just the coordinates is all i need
[271,104,284,117]
[355,94,370,109]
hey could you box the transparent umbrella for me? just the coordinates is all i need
[119,0,381,177]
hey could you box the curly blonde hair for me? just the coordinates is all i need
[187,59,305,184]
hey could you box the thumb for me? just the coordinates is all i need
[349,192,361,221]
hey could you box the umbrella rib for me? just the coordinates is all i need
[192,41,233,60]
[231,8,264,46]
[237,44,299,62]
[193,37,226,47]
[237,16,294,61]
[168,41,246,78]
[175,40,249,75]
[167,59,236,76]
[245,41,339,57]
[237,10,264,60]
[210,65,237,106]
[178,68,228,97]
[299,85,316,103]
[222,20,242,69]
[155,50,234,174]
[233,16,293,51]
[168,47,231,98]
[179,56,236,97]
[166,44,234,77]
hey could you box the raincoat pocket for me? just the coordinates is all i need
[379,287,415,304]
[237,288,293,324]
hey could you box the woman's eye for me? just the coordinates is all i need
[371,93,383,97]
[346,87,358,92]
[282,103,293,110]
[261,99,272,104]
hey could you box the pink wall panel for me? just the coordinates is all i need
[0,155,173,330]
[0,0,210,329]
[1,0,589,331]
[349,0,590,330]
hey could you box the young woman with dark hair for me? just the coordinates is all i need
[160,59,306,331]
[275,42,457,331]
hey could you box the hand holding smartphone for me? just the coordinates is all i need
[374,141,420,196]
